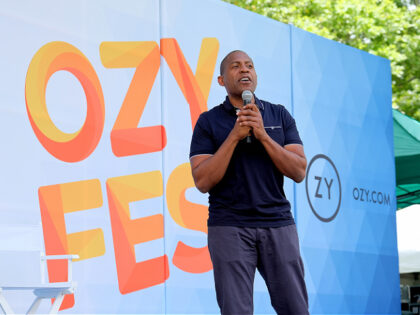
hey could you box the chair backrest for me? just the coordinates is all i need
[0,250,44,286]
[0,223,44,286]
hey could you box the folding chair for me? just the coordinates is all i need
[0,253,78,314]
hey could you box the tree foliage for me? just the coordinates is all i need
[224,0,420,120]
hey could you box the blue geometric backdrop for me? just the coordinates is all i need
[291,26,400,314]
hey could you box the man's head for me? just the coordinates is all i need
[218,50,257,98]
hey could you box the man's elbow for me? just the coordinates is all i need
[194,178,211,194]
[196,183,210,194]
[294,168,306,183]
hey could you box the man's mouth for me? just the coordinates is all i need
[240,77,251,82]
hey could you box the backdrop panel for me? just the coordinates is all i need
[0,0,166,313]
[160,0,292,313]
[291,26,400,314]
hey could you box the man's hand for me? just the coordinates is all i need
[236,104,268,141]
[231,110,252,141]
[237,103,306,182]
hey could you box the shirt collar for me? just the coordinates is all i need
[222,94,264,114]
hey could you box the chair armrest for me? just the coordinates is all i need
[40,255,79,261]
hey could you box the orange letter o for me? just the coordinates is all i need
[25,41,105,162]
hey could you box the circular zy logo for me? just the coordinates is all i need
[305,154,341,222]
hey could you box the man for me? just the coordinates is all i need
[189,50,309,315]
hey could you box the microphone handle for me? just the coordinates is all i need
[243,99,252,143]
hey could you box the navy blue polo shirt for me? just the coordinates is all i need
[189,96,303,227]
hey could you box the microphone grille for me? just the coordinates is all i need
[242,90,253,102]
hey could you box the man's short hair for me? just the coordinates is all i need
[219,50,251,75]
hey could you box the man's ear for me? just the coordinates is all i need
[217,75,225,87]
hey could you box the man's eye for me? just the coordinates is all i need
[248,65,253,68]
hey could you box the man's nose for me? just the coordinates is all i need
[240,65,249,72]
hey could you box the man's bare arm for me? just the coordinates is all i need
[260,141,306,182]
[190,118,250,193]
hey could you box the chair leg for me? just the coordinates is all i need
[0,291,14,315]
[49,293,65,314]
[27,297,43,315]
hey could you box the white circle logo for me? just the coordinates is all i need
[305,154,342,222]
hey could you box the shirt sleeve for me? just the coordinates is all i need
[189,113,216,158]
[282,107,303,146]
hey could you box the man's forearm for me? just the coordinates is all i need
[236,104,306,182]
[192,132,240,193]
[260,136,307,183]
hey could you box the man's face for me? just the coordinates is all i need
[218,51,257,97]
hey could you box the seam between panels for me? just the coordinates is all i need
[289,24,298,226]
[158,0,168,314]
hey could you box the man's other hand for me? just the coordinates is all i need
[237,104,268,141]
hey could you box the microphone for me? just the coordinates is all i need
[242,90,253,143]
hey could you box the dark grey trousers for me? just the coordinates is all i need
[208,224,309,315]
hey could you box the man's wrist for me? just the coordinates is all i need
[258,130,271,144]
[228,130,242,144]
